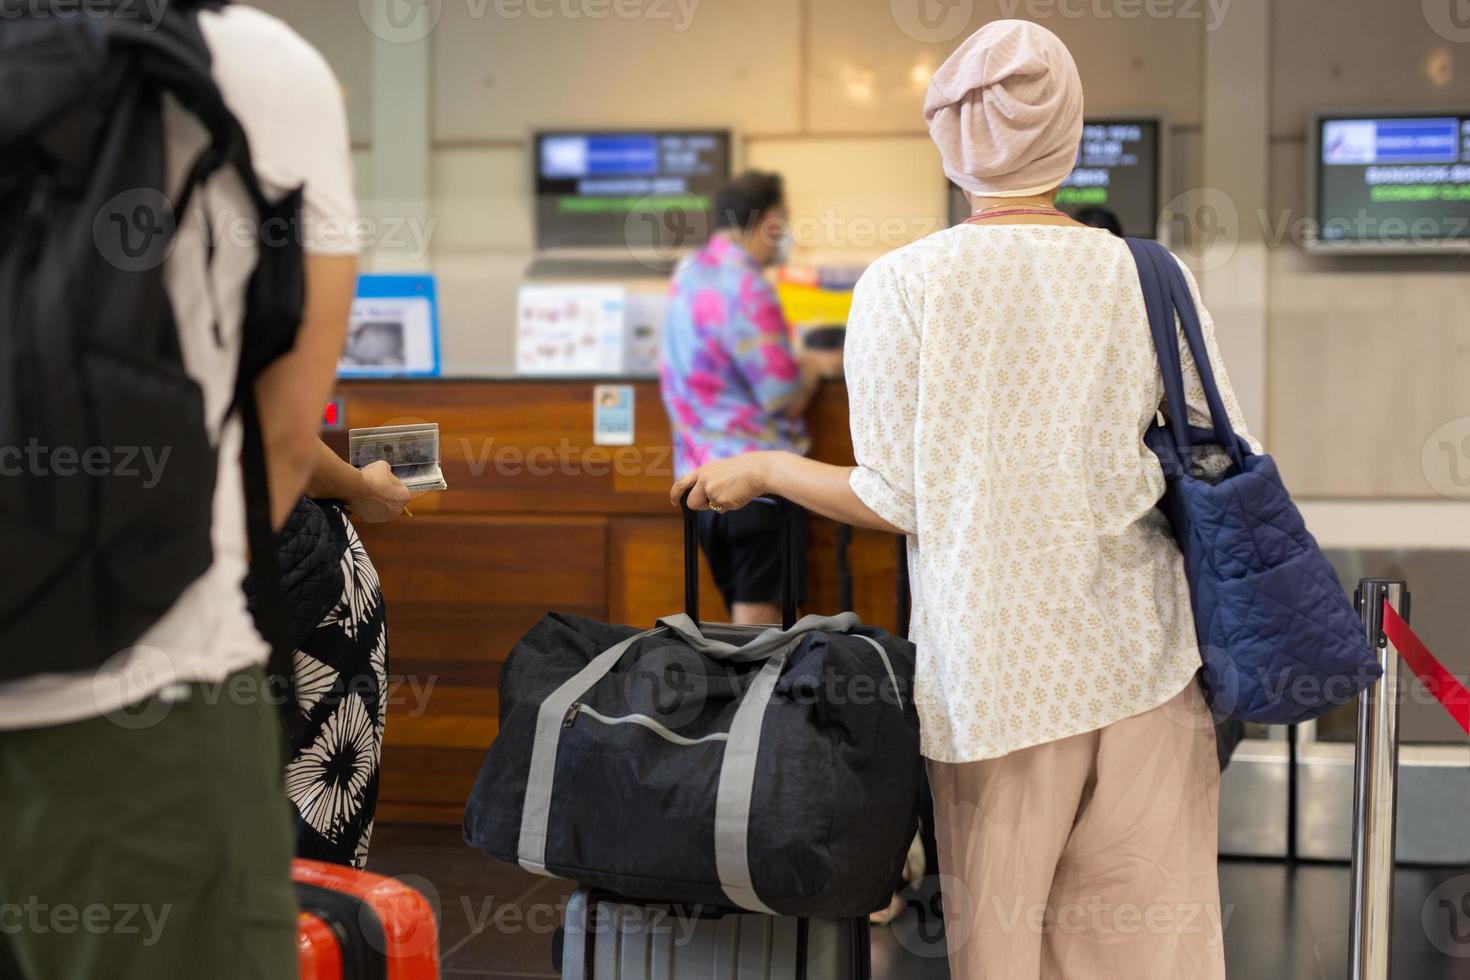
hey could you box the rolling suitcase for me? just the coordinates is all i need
[556,888,871,980]
[297,909,346,979]
[293,859,441,980]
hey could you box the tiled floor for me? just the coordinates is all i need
[368,825,1470,979]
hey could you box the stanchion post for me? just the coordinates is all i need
[1349,578,1409,980]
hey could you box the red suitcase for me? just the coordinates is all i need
[294,859,440,980]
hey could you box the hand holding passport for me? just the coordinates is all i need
[348,423,448,494]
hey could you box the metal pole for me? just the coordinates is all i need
[1349,578,1408,980]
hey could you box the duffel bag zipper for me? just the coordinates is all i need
[563,702,729,747]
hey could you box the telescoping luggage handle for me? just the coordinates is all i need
[681,489,800,630]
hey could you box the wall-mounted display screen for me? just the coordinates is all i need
[1312,113,1470,251]
[1056,118,1161,237]
[948,117,1162,239]
[534,130,731,252]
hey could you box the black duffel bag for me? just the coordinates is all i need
[463,498,923,919]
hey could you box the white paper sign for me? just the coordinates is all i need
[517,285,628,376]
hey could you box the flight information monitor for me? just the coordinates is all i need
[534,130,731,252]
[1312,113,1470,251]
[948,117,1162,238]
[1055,118,1161,237]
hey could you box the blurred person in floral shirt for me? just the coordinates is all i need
[661,171,821,624]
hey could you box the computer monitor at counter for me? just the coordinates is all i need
[534,130,732,253]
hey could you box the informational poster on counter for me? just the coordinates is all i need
[593,385,635,446]
[516,285,628,375]
[338,274,441,378]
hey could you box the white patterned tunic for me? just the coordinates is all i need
[845,225,1259,763]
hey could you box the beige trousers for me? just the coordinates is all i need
[927,680,1225,980]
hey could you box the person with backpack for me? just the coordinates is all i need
[0,2,360,976]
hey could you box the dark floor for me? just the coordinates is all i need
[369,825,1470,979]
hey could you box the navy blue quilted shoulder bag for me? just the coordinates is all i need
[1126,238,1380,723]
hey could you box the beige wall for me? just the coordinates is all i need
[255,0,1470,505]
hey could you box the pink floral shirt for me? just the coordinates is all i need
[661,236,809,477]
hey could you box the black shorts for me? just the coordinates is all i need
[696,500,809,610]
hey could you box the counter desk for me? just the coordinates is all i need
[332,378,904,826]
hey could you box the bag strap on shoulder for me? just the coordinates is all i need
[1125,238,1245,468]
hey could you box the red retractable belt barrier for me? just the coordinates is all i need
[1381,600,1469,737]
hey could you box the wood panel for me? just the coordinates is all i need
[378,745,490,825]
[360,515,607,687]
[609,514,903,636]
[357,512,607,824]
[808,520,903,637]
[807,383,857,465]
[386,686,499,751]
[342,381,677,514]
[371,605,537,689]
[606,517,728,628]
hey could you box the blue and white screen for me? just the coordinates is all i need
[535,131,730,250]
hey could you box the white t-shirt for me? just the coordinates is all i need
[0,6,358,729]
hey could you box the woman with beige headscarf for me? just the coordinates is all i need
[673,19,1255,979]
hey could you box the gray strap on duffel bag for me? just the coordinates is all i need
[516,624,664,878]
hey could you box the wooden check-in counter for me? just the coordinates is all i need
[335,379,902,826]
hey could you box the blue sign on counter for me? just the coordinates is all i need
[338,274,441,378]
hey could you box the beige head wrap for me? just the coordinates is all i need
[924,20,1084,198]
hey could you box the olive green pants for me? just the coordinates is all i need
[0,667,297,980]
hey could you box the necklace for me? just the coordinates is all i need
[964,206,1070,223]
[973,202,1055,213]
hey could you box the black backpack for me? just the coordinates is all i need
[0,0,302,684]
